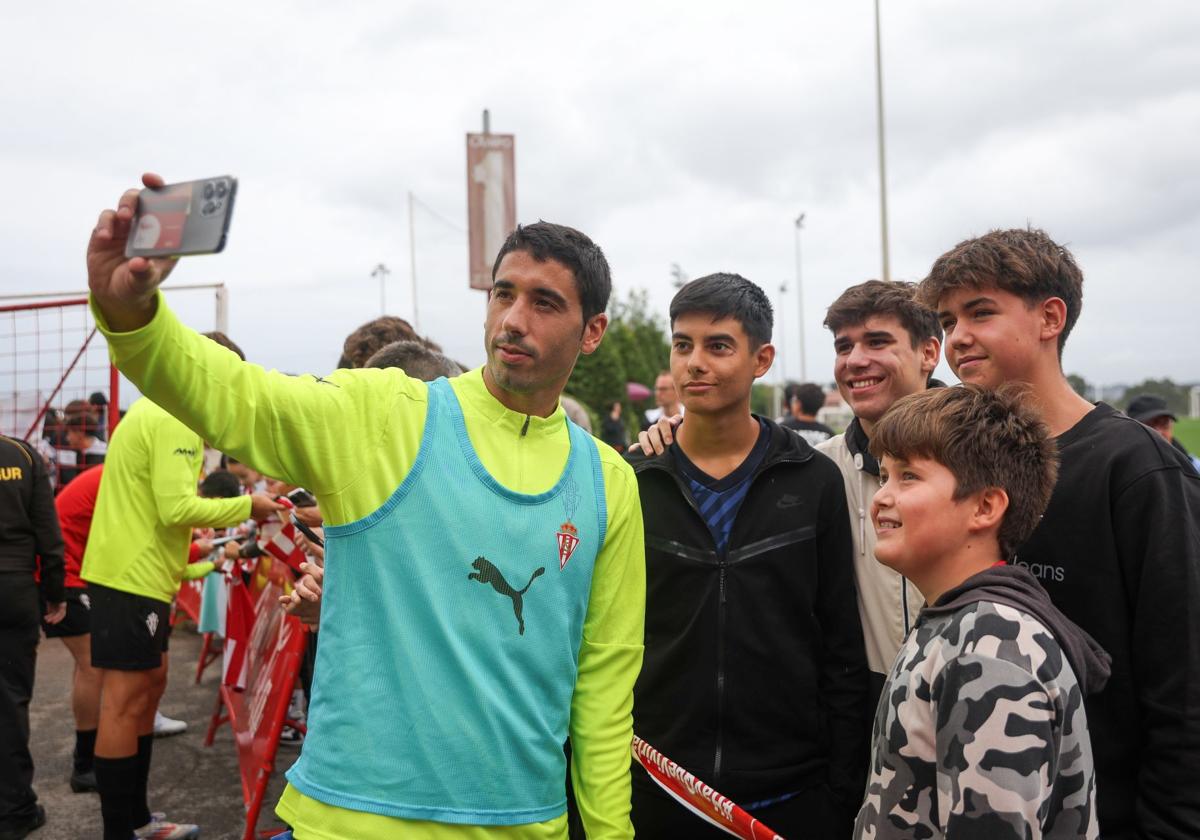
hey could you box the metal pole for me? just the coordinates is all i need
[214,284,229,334]
[873,0,892,283]
[794,213,807,381]
[370,264,390,315]
[408,191,419,330]
[777,282,788,384]
[483,109,490,135]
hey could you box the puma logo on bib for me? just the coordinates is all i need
[468,556,544,635]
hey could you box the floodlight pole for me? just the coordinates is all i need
[777,282,788,384]
[371,263,390,315]
[407,191,419,330]
[874,0,892,282]
[793,213,807,381]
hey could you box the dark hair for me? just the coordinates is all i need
[792,383,826,416]
[492,221,612,323]
[342,316,441,369]
[824,280,942,348]
[199,469,242,499]
[202,331,246,361]
[669,273,773,348]
[365,340,464,380]
[870,384,1058,561]
[918,227,1083,356]
[65,412,97,437]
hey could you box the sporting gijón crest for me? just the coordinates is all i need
[557,479,581,570]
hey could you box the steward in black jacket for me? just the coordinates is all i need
[629,419,869,833]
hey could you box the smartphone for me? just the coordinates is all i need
[290,513,324,549]
[285,487,317,508]
[125,176,237,258]
[209,533,249,549]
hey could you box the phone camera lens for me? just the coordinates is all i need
[215,181,228,198]
[202,201,217,215]
[203,183,215,200]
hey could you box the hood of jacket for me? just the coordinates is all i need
[924,563,1112,696]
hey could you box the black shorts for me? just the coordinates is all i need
[88,582,171,670]
[42,586,92,638]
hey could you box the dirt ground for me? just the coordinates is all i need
[28,623,294,840]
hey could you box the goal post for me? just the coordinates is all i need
[0,284,226,447]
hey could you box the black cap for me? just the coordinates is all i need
[1126,394,1176,423]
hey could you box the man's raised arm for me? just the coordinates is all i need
[86,173,423,500]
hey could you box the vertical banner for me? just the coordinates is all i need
[466,133,516,290]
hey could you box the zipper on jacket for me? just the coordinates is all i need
[858,506,866,556]
[901,577,910,634]
[715,562,727,780]
[638,452,807,787]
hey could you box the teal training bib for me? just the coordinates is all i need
[286,378,606,825]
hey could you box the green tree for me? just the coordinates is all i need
[568,331,627,418]
[751,383,779,418]
[567,289,672,436]
[1066,373,1091,399]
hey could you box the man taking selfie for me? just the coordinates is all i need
[85,174,644,840]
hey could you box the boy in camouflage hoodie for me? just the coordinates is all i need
[854,385,1111,839]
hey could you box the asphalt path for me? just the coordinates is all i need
[29,622,294,840]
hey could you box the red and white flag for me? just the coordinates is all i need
[632,736,785,840]
[222,575,256,690]
[259,497,306,574]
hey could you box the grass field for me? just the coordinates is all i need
[1176,417,1200,454]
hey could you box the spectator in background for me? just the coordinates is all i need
[340,315,442,369]
[781,382,835,445]
[1127,394,1200,473]
[79,332,281,840]
[364,339,464,379]
[559,396,593,434]
[42,408,67,448]
[88,392,109,440]
[58,412,107,488]
[223,456,266,495]
[642,370,683,431]
[600,401,627,452]
[45,464,106,795]
[1,432,65,839]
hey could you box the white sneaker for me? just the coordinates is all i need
[153,711,188,738]
[277,724,304,748]
[134,812,200,839]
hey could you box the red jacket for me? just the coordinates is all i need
[54,464,103,589]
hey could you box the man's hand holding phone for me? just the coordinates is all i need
[88,172,236,333]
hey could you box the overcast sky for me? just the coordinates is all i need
[3,1,1198,408]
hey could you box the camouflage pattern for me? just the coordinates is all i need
[854,601,1098,839]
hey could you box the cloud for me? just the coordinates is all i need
[1,0,1197,395]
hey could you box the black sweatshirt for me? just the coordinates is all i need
[1016,403,1200,839]
[0,435,65,602]
[629,420,869,824]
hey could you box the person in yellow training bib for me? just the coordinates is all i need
[80,337,283,840]
[85,173,645,840]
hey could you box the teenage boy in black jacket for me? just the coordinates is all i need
[920,228,1200,839]
[628,273,869,838]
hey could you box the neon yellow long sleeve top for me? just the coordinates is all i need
[81,397,251,603]
[93,294,645,840]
